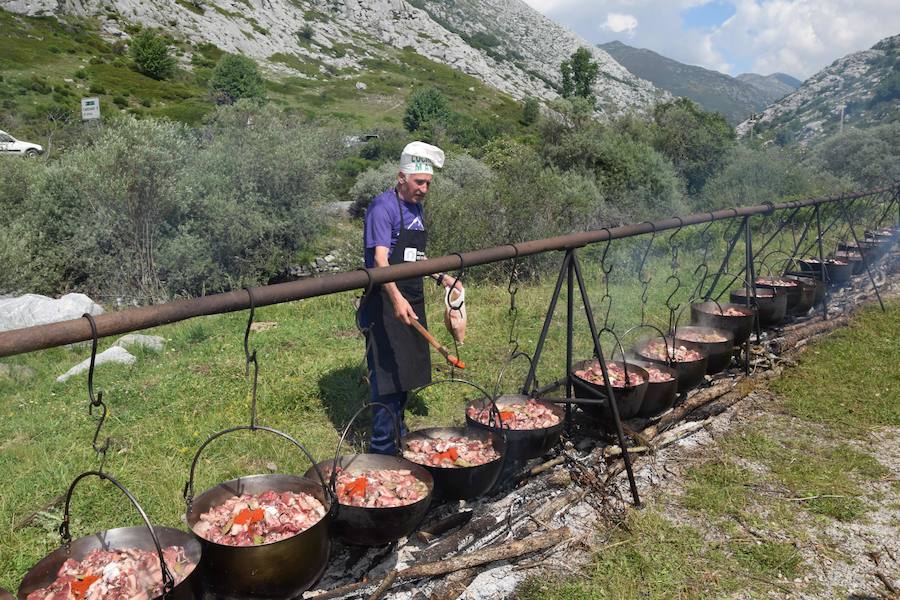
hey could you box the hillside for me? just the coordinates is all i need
[736,72,798,100]
[0,0,664,129]
[737,34,900,143]
[599,40,791,124]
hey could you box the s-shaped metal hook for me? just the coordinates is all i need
[83,313,110,474]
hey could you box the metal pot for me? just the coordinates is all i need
[834,250,866,275]
[798,258,854,286]
[628,359,679,418]
[633,338,708,393]
[673,325,734,374]
[838,240,879,261]
[754,276,802,312]
[781,275,818,314]
[306,454,433,547]
[304,402,433,547]
[571,359,649,420]
[400,427,506,501]
[730,287,787,327]
[690,301,755,346]
[183,427,333,599]
[465,394,565,461]
[19,472,201,600]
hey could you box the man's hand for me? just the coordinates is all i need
[391,295,419,325]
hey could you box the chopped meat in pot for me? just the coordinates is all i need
[466,398,560,430]
[643,365,674,383]
[192,490,325,546]
[403,437,500,468]
[328,467,428,508]
[573,361,644,387]
[26,546,194,600]
[641,340,703,362]
[676,330,728,343]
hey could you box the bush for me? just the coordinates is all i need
[349,162,399,217]
[808,124,900,189]
[208,54,266,105]
[129,29,176,80]
[403,86,451,132]
[521,97,540,126]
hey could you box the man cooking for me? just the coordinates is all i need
[360,141,462,454]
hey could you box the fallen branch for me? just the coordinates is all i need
[640,381,734,439]
[783,494,848,502]
[366,571,397,600]
[529,455,566,477]
[416,510,473,543]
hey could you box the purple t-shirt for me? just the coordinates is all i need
[363,188,425,268]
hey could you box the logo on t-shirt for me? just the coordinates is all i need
[408,216,424,230]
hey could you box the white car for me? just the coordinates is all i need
[0,129,43,157]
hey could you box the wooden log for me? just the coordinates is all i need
[416,510,473,543]
[640,381,734,439]
[771,315,850,352]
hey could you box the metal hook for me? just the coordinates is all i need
[448,252,466,301]
[599,228,613,276]
[82,313,110,473]
[243,287,259,429]
[689,263,709,303]
[506,245,521,346]
[637,222,657,285]
[667,216,684,270]
[665,273,682,334]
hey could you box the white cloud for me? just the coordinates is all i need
[522,0,900,78]
[601,12,639,35]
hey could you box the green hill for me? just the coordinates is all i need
[0,8,525,143]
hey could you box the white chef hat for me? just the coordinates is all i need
[400,141,445,175]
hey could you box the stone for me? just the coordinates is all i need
[0,293,103,333]
[315,257,328,269]
[355,81,367,90]
[114,334,165,352]
[0,363,36,381]
[57,346,136,383]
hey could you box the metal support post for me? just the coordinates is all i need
[566,250,575,431]
[815,204,829,320]
[839,204,885,311]
[522,252,570,395]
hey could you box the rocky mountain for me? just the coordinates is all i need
[737,34,900,143]
[599,40,792,124]
[1,0,665,116]
[736,73,799,100]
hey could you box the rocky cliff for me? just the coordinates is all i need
[1,0,665,115]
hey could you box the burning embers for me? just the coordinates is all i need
[403,436,500,468]
[573,361,644,387]
[466,398,561,430]
[332,468,429,508]
[641,340,703,362]
[25,547,195,600]
[192,490,326,546]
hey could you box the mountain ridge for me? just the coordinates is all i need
[599,40,797,124]
[0,0,666,116]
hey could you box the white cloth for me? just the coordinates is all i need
[400,141,444,175]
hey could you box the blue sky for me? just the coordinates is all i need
[522,0,900,79]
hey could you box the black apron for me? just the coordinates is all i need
[363,194,432,395]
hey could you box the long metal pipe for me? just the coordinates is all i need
[0,185,894,358]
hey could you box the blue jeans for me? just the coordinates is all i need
[367,361,408,455]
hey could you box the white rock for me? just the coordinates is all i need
[355,81,367,90]
[0,293,103,333]
[57,346,136,382]
[114,334,165,352]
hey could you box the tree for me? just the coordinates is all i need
[403,86,451,132]
[560,47,598,104]
[130,30,176,80]
[521,97,540,125]
[652,98,735,195]
[209,54,266,105]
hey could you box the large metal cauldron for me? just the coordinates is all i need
[730,287,787,327]
[19,472,201,600]
[835,249,866,275]
[629,359,679,418]
[305,402,433,546]
[400,427,506,501]
[634,338,708,393]
[184,427,333,599]
[465,394,565,460]
[673,325,734,374]
[784,273,825,308]
[690,301,755,345]
[755,276,802,312]
[798,258,854,286]
[571,359,649,420]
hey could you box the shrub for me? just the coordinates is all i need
[349,162,399,217]
[403,86,451,132]
[808,124,900,189]
[521,97,540,126]
[129,29,176,80]
[208,54,266,104]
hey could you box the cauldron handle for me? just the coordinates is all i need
[414,377,507,429]
[183,425,332,512]
[61,471,177,599]
[624,323,675,367]
[597,328,635,389]
[328,401,402,493]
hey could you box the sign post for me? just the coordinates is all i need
[81,97,101,121]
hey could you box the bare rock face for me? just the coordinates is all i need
[737,34,899,143]
[0,0,665,115]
